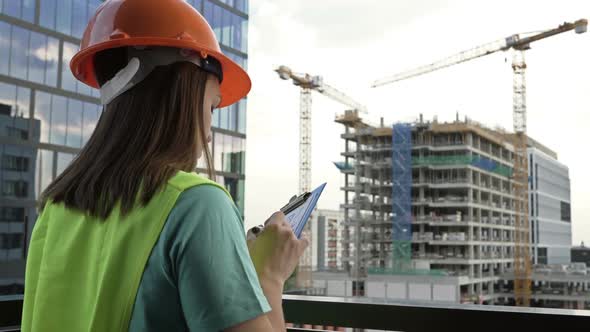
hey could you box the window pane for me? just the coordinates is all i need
[16,86,30,120]
[87,0,101,21]
[76,81,92,96]
[1,144,34,197]
[50,95,67,145]
[0,22,9,75]
[22,0,35,22]
[238,99,246,134]
[33,92,50,143]
[9,26,30,80]
[222,133,232,172]
[213,4,222,42]
[66,99,82,148]
[235,0,246,12]
[222,10,232,47]
[196,139,212,170]
[212,106,220,128]
[241,16,248,53]
[56,0,73,35]
[237,179,245,215]
[71,0,87,39]
[232,14,242,51]
[35,149,54,198]
[0,143,35,286]
[40,0,57,30]
[0,84,30,142]
[82,102,100,145]
[231,136,241,174]
[204,1,213,25]
[64,41,92,96]
[28,32,47,84]
[188,0,202,12]
[213,132,223,171]
[219,0,233,7]
[0,82,17,119]
[228,103,236,131]
[90,88,100,98]
[219,106,228,130]
[2,0,21,19]
[61,42,78,92]
[45,37,59,86]
[56,152,74,176]
[238,138,245,174]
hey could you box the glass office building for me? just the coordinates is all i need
[0,0,249,295]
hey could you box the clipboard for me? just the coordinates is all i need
[281,183,327,238]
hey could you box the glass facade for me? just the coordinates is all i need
[0,0,249,295]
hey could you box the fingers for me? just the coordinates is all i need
[265,211,285,226]
[297,237,310,256]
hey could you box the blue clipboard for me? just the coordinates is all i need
[283,183,327,238]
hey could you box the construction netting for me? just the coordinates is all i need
[412,155,513,178]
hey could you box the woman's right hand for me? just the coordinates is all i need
[247,211,309,287]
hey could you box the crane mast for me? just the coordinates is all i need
[372,19,587,306]
[275,65,367,290]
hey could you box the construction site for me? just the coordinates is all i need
[276,18,588,308]
[330,111,588,306]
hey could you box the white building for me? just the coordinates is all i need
[528,146,572,264]
[310,209,344,272]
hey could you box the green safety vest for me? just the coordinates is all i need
[21,171,230,332]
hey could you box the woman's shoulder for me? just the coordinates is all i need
[164,184,242,234]
[178,184,233,206]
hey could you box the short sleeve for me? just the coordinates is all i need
[170,185,271,331]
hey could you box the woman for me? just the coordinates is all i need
[21,0,307,331]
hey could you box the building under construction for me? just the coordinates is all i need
[334,111,568,303]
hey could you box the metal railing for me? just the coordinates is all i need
[0,295,21,332]
[283,295,589,331]
[2,294,589,331]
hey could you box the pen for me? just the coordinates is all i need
[247,224,265,241]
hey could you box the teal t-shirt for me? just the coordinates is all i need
[128,185,271,331]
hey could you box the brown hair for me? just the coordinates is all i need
[39,47,215,219]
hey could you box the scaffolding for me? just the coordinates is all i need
[392,124,412,271]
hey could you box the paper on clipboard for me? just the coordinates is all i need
[285,183,327,238]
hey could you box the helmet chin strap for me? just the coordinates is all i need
[99,57,141,105]
[99,47,223,105]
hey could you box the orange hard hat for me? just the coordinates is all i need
[70,0,250,107]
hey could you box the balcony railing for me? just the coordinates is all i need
[2,294,589,331]
[283,295,589,331]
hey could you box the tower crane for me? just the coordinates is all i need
[275,65,367,289]
[372,18,587,306]
[276,65,367,194]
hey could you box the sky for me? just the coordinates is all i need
[243,0,590,245]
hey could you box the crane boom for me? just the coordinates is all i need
[276,66,367,114]
[371,19,587,88]
[372,37,510,87]
[318,84,368,114]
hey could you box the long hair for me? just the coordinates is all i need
[39,47,215,219]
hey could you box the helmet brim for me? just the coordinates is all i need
[70,38,250,108]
